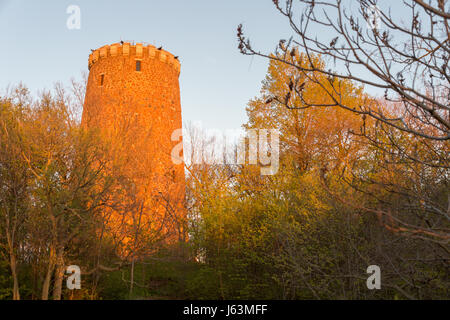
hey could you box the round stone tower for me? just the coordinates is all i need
[82,42,186,245]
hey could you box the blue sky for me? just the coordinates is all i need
[0,1,411,131]
[0,0,295,130]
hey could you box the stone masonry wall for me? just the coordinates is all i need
[82,42,186,246]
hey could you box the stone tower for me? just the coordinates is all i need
[82,42,186,245]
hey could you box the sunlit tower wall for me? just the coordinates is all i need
[82,42,186,246]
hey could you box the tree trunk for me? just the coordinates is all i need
[52,249,65,300]
[6,231,20,300]
[129,259,135,299]
[10,254,20,300]
[42,248,56,300]
[42,266,53,300]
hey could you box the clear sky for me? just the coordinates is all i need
[0,1,410,131]
[0,0,297,131]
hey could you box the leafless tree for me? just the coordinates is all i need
[237,0,449,244]
[0,86,31,300]
[238,0,448,144]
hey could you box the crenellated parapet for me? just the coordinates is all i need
[88,42,181,76]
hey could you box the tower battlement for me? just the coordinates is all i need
[88,42,181,76]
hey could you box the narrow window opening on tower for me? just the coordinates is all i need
[136,60,142,72]
[99,74,104,86]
